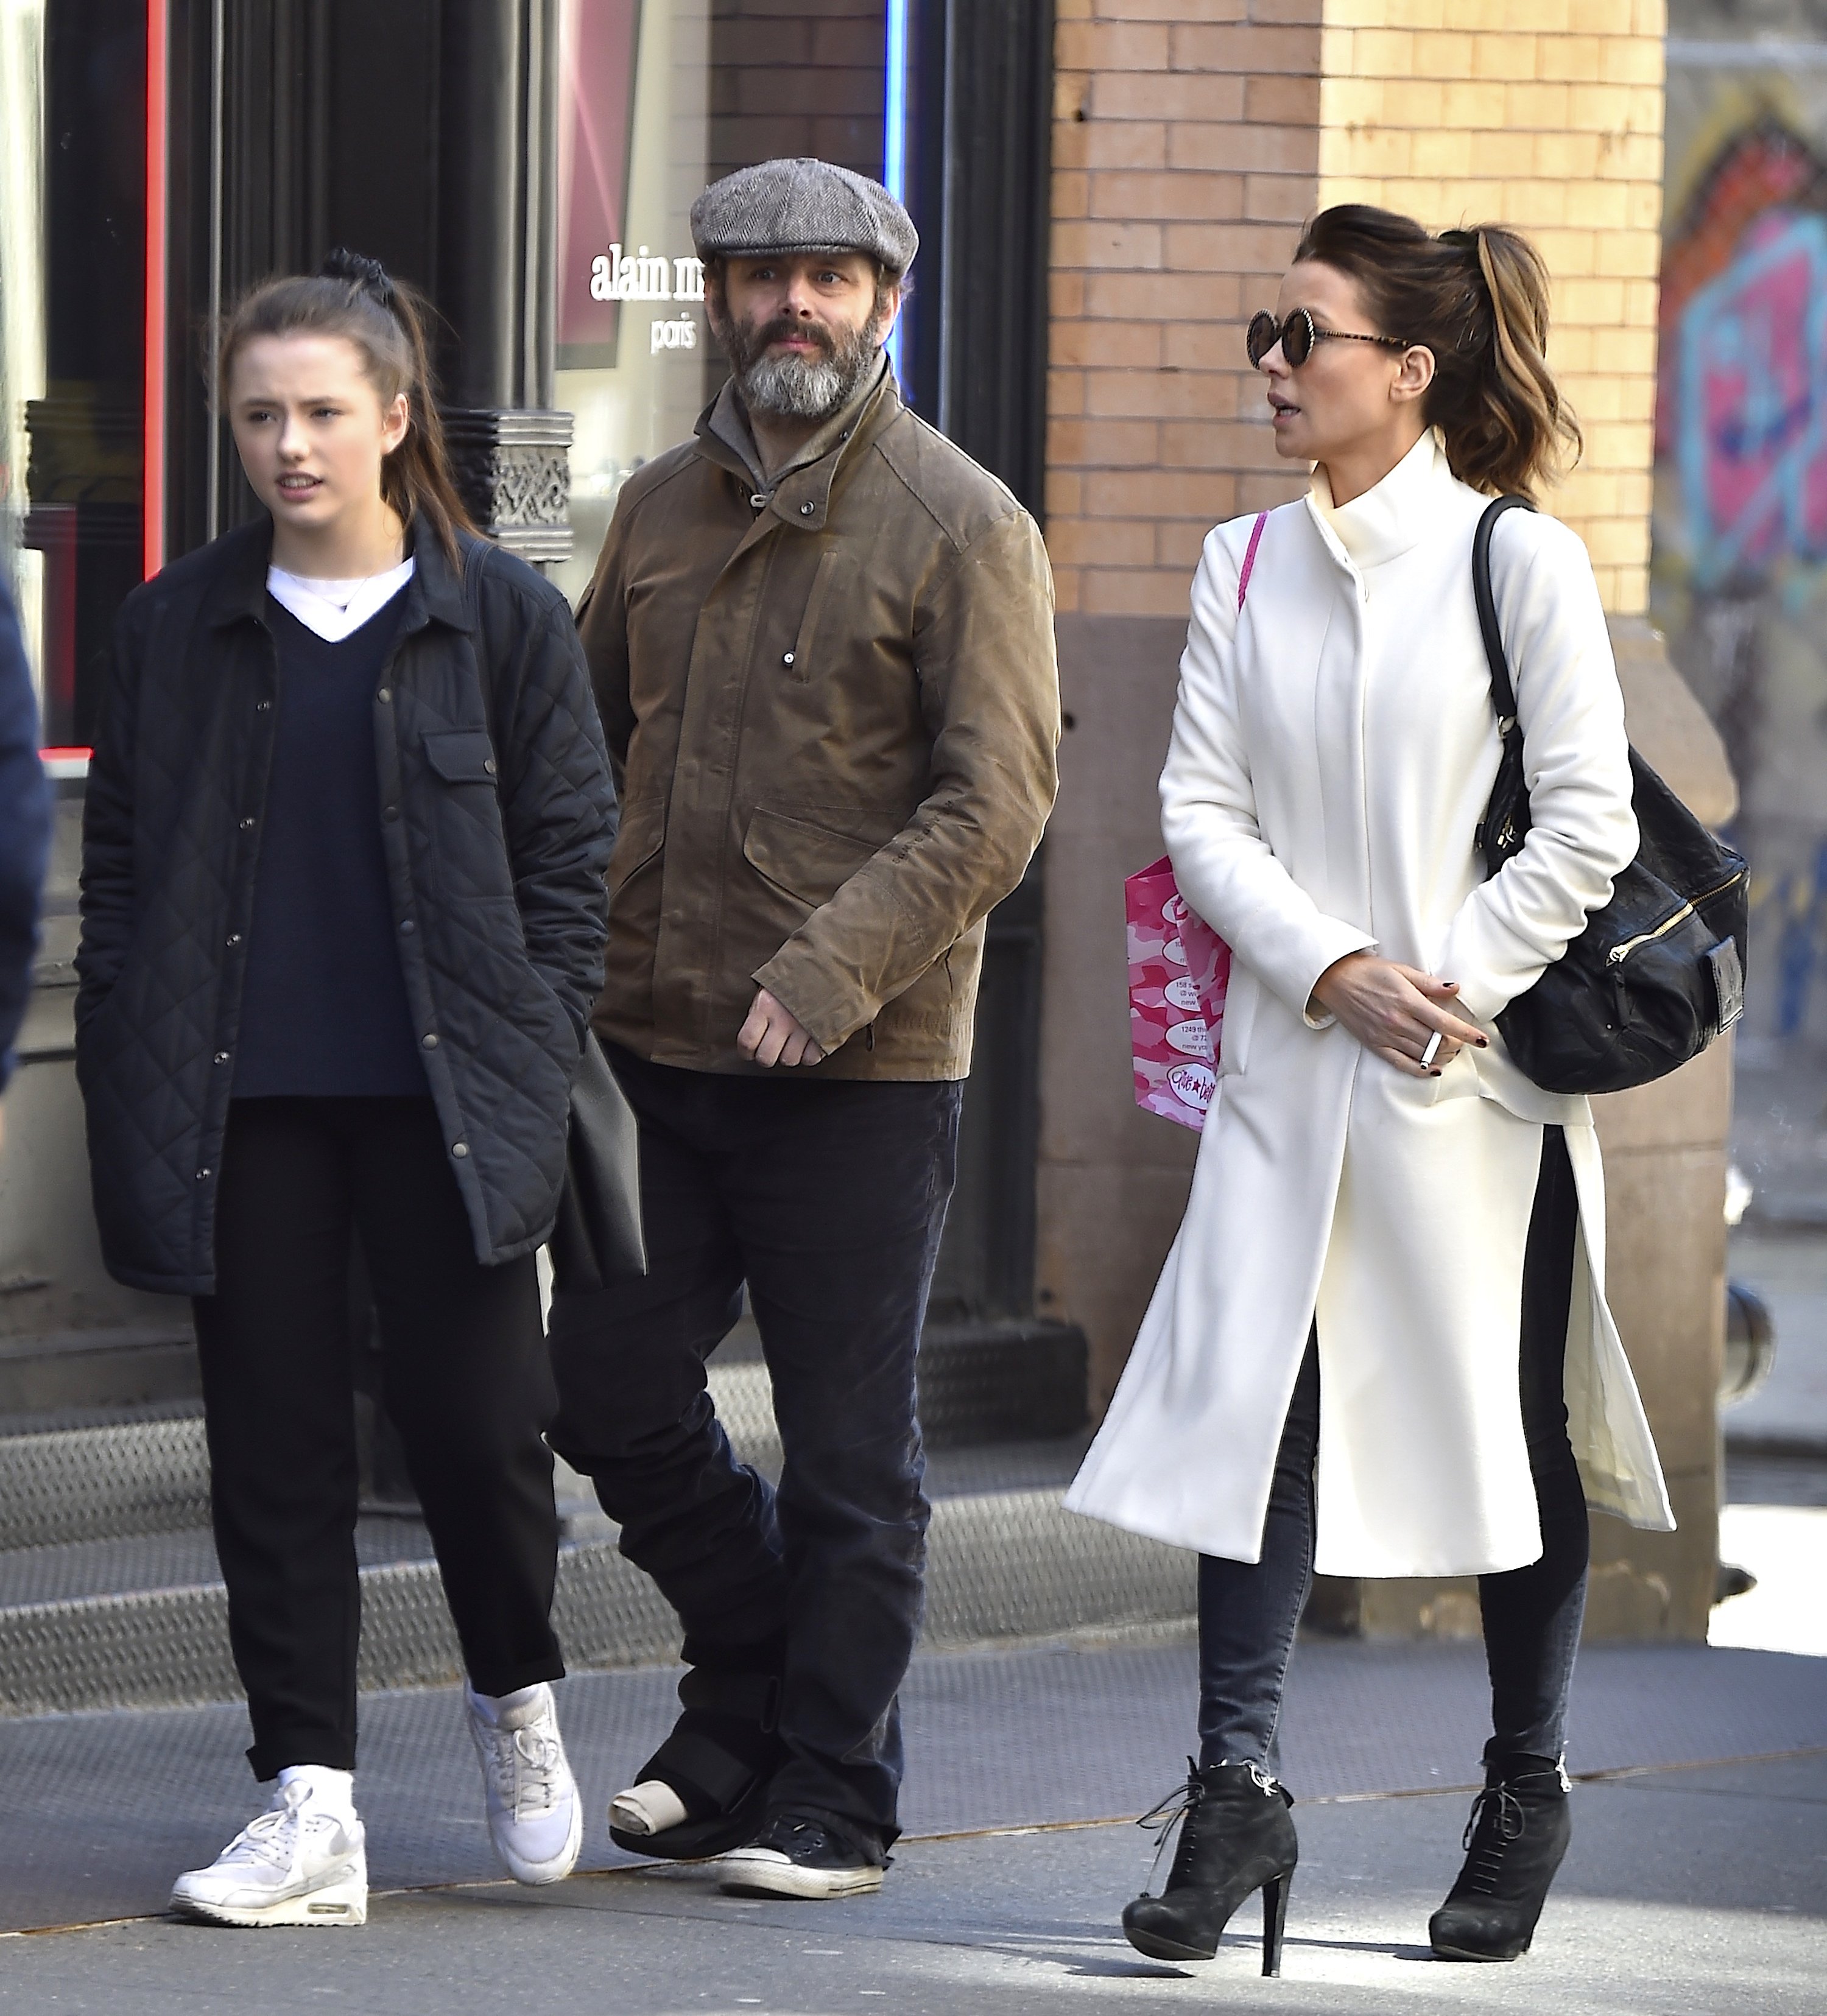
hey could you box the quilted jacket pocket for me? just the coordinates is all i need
[421,728,498,784]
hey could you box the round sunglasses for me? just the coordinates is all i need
[1247,307,1409,370]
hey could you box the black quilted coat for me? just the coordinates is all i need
[76,521,616,1294]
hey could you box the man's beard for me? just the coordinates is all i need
[715,302,888,421]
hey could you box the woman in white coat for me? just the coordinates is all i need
[1065,206,1674,1973]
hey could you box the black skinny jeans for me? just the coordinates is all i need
[1198,1126,1588,1777]
[546,1047,962,1851]
[192,1097,564,1781]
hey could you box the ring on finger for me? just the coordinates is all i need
[1419,1031,1443,1069]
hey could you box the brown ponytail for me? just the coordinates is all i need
[215,250,477,565]
[1292,205,1582,501]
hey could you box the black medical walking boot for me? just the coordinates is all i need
[1122,1761,1297,1975]
[1429,1755,1571,1961]
[608,1639,788,1860]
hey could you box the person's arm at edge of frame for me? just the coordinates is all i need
[0,574,51,1147]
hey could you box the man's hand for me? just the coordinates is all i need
[1310,952,1488,1077]
[737,987,826,1068]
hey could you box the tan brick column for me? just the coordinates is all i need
[1037,1,1731,1640]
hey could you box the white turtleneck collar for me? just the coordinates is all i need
[1304,426,1456,574]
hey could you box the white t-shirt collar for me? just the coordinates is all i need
[267,556,416,643]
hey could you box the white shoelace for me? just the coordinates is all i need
[481,1718,563,1821]
[217,1785,336,1869]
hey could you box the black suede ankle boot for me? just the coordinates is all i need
[1122,1761,1298,1975]
[1429,1755,1571,1961]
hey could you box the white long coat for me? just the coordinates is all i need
[1066,432,1674,1578]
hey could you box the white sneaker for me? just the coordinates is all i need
[169,1782,368,1928]
[466,1682,583,1884]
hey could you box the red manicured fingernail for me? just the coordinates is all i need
[1430,1068,1442,1077]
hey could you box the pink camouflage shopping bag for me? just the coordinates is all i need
[1126,861,1231,1129]
[1124,510,1263,1131]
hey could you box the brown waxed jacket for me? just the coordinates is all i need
[576,367,1060,1080]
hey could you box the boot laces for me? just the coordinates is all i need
[1460,1785,1527,1894]
[1136,1760,1278,1895]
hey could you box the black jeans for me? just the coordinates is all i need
[546,1047,962,1849]
[1198,1126,1588,1776]
[192,1097,564,1781]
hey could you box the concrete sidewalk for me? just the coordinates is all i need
[2,1634,1823,2013]
[3,1758,1822,2016]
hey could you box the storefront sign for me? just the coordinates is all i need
[590,245,706,304]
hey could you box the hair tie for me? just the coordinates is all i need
[319,246,399,315]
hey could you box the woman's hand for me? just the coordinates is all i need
[1309,952,1488,1077]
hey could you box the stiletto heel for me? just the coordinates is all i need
[1122,1761,1298,1965]
[1261,1871,1289,1976]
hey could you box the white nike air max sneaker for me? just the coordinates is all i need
[169,1781,368,1928]
[466,1682,583,1884]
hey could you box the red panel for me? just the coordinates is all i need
[143,0,168,579]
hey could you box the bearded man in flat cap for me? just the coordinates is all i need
[547,157,1059,1897]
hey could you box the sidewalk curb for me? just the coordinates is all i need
[0,1489,1194,1718]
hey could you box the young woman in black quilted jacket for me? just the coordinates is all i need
[74,254,616,1927]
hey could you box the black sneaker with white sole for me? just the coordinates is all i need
[718,1813,888,1899]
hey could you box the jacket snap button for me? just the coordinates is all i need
[239,817,256,831]
[194,1167,211,1181]
[783,652,795,666]
[484,757,497,776]
[255,699,272,713]
[799,501,815,516]
[383,805,399,821]
[421,1033,439,1050]
[451,1141,469,1159]
[213,1051,230,1065]
[376,687,392,703]
[400,919,416,935]
[226,933,242,947]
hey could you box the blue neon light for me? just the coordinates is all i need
[884,0,909,383]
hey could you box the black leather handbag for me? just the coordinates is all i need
[548,1031,648,1291]
[1471,496,1748,1095]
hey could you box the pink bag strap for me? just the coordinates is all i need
[1236,510,1269,611]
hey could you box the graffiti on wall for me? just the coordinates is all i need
[1655,114,1827,1044]
[1677,209,1827,585]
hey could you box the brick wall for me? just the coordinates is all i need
[709,0,885,186]
[1044,0,1667,619]
[1047,4,1322,620]
[1317,0,1666,613]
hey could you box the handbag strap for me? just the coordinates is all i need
[1471,494,1534,729]
[1236,511,1269,612]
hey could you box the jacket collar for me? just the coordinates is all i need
[202,515,474,633]
[1304,426,1455,574]
[694,357,901,533]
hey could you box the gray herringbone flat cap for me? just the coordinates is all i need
[691,157,917,275]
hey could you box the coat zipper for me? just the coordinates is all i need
[1605,867,1746,967]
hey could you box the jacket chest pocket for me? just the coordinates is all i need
[421,728,499,788]
[418,728,516,908]
[782,550,848,681]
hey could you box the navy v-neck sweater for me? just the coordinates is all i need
[232,594,427,1098]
